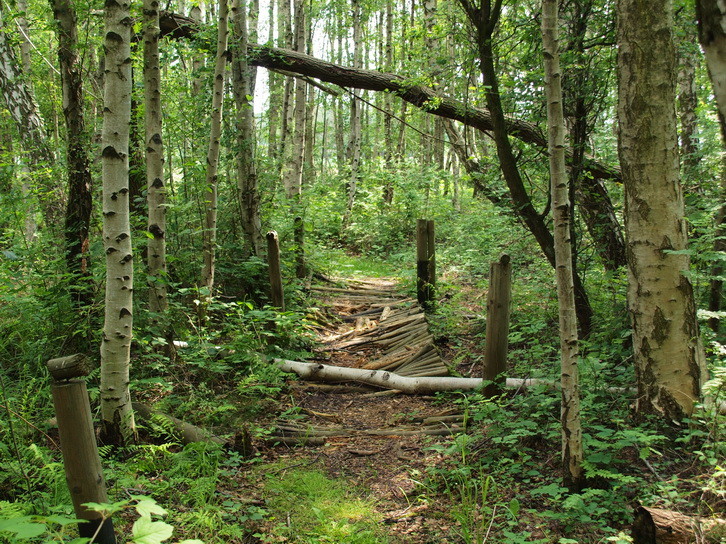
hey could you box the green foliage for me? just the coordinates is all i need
[256,467,388,544]
[0,496,203,544]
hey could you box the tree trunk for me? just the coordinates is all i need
[282,0,306,199]
[617,0,707,419]
[542,0,584,491]
[381,0,394,204]
[100,0,136,446]
[696,0,726,333]
[231,0,263,257]
[457,0,594,336]
[50,0,93,310]
[0,6,53,236]
[344,0,363,225]
[677,44,701,178]
[201,0,229,297]
[144,0,168,314]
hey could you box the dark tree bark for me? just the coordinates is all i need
[457,0,593,335]
[50,0,93,309]
[563,0,626,271]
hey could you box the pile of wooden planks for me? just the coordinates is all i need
[311,281,449,377]
[267,412,468,446]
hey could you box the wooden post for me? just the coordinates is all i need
[417,219,435,309]
[294,216,306,279]
[483,254,512,396]
[47,354,116,544]
[267,230,285,310]
[427,219,436,295]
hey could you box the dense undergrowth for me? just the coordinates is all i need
[0,171,724,543]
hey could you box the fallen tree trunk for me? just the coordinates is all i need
[132,402,255,457]
[275,359,544,393]
[632,505,726,544]
[247,45,620,184]
[133,402,227,445]
[155,12,619,183]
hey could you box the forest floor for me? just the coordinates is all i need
[231,277,487,543]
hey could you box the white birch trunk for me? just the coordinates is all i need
[100,0,135,445]
[201,0,229,296]
[617,0,707,419]
[144,0,168,313]
[542,0,584,490]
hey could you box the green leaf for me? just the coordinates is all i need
[45,514,83,526]
[131,515,174,544]
[176,540,205,544]
[0,518,47,539]
[132,496,168,517]
[508,498,520,517]
[83,499,129,515]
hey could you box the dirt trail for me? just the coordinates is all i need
[261,278,465,541]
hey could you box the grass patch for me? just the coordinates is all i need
[323,249,405,280]
[258,465,388,544]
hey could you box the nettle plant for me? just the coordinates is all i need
[0,496,203,544]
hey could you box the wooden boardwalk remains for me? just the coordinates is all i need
[311,279,449,377]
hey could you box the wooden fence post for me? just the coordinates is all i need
[47,354,116,544]
[427,219,436,296]
[417,219,435,309]
[294,216,306,279]
[267,230,285,310]
[483,254,512,396]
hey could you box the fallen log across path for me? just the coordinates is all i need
[275,359,545,394]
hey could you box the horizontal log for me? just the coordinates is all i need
[276,359,551,394]
[632,505,726,544]
[133,402,226,447]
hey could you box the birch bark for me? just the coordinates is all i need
[144,0,168,313]
[542,0,584,491]
[617,0,707,419]
[201,0,229,297]
[100,0,136,445]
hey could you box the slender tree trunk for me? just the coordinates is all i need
[201,0,229,296]
[677,45,701,178]
[542,0,584,491]
[344,0,363,225]
[282,0,306,199]
[696,0,726,332]
[0,6,53,237]
[100,0,136,446]
[231,0,263,256]
[277,0,294,180]
[617,0,707,419]
[382,0,394,204]
[144,0,168,313]
[457,0,594,336]
[50,0,93,311]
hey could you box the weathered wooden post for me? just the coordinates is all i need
[426,219,436,297]
[483,254,512,396]
[47,354,116,544]
[267,230,285,310]
[416,219,435,309]
[294,216,306,279]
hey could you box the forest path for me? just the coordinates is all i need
[261,278,467,542]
